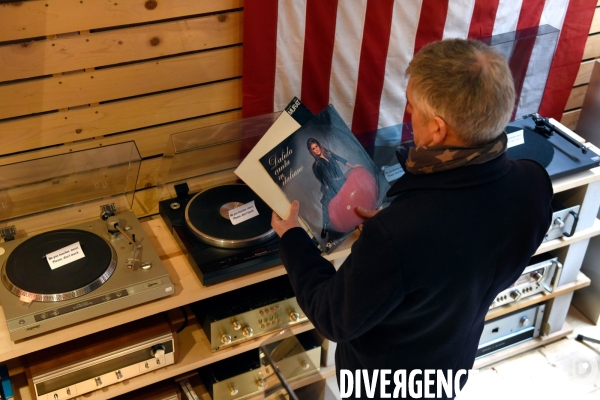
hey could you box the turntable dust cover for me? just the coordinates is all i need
[256,103,390,253]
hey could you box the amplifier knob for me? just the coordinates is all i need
[229,384,239,395]
[95,377,102,386]
[116,370,123,379]
[232,320,242,330]
[531,272,544,283]
[509,289,522,301]
[242,326,254,337]
[520,316,530,327]
[151,344,166,359]
[221,333,232,344]
[289,311,300,322]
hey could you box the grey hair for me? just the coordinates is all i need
[406,39,516,145]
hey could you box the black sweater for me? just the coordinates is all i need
[279,153,553,399]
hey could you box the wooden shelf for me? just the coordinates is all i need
[473,322,573,369]
[485,272,591,321]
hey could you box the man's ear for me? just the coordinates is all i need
[428,116,447,145]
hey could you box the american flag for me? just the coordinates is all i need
[242,0,596,142]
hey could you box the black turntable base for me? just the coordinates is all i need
[159,184,282,286]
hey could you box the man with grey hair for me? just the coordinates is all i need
[272,39,552,399]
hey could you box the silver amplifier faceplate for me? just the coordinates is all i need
[209,297,308,351]
[490,257,562,309]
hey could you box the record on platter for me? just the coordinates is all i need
[185,184,276,249]
[1,229,117,302]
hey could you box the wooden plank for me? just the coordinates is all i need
[574,60,596,86]
[0,46,242,119]
[565,84,589,111]
[0,0,243,43]
[0,11,244,83]
[561,109,581,131]
[0,79,242,156]
[0,110,243,165]
[583,33,600,60]
[592,7,600,35]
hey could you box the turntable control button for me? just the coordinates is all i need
[277,319,282,324]
[232,320,241,330]
[221,333,232,344]
[261,324,265,329]
[289,311,300,322]
[145,361,149,369]
[275,305,280,310]
[52,310,59,316]
[54,394,58,400]
[104,295,111,301]
[259,310,265,316]
[18,319,24,325]
[41,313,48,319]
[242,326,253,337]
[141,262,152,270]
[95,377,102,386]
[301,360,310,370]
[116,370,123,379]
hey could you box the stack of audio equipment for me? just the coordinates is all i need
[189,275,308,351]
[24,313,176,400]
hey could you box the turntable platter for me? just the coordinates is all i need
[1,229,117,302]
[185,184,275,249]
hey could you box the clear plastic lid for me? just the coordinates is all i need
[155,112,280,202]
[0,142,140,235]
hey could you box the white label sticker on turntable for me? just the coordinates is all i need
[507,130,525,148]
[228,201,259,225]
[46,241,86,270]
[383,163,404,182]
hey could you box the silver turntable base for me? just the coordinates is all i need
[0,211,174,341]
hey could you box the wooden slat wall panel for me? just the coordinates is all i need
[562,110,581,130]
[563,6,600,130]
[0,79,242,156]
[592,7,600,34]
[0,11,243,83]
[0,110,243,165]
[575,60,595,86]
[0,46,242,119]
[583,34,600,60]
[565,85,589,110]
[0,0,243,43]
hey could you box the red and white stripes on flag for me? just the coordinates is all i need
[242,0,597,137]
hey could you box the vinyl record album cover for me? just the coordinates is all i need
[258,104,390,253]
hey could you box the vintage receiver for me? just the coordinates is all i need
[25,313,176,400]
[477,303,545,358]
[490,253,562,309]
[189,275,308,351]
[197,331,321,400]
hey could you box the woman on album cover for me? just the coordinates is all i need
[306,138,359,241]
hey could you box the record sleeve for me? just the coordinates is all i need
[256,102,390,253]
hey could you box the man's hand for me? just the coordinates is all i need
[356,206,380,231]
[271,200,302,237]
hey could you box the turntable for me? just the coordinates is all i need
[155,113,285,286]
[0,142,174,341]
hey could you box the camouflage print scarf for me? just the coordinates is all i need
[405,132,507,175]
